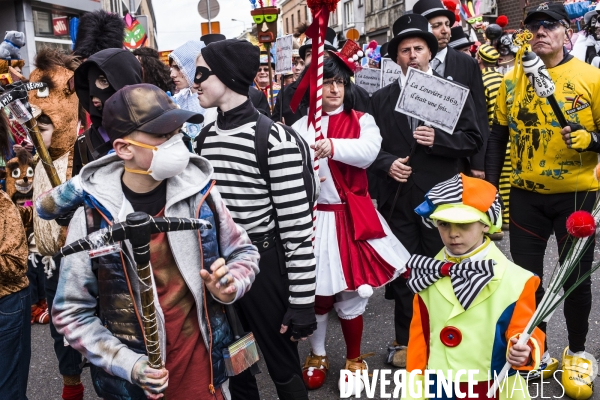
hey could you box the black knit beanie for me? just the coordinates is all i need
[201,39,259,95]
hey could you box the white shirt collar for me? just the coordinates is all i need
[325,105,344,116]
[399,67,434,89]
[435,46,448,63]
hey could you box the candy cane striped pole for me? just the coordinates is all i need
[311,26,325,234]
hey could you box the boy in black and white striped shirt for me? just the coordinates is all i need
[193,39,316,400]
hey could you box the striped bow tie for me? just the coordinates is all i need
[406,254,496,310]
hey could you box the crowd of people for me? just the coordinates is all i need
[1,1,600,399]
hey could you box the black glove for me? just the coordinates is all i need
[55,207,77,227]
[281,305,317,340]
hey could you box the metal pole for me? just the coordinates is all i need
[207,0,212,34]
[129,0,136,16]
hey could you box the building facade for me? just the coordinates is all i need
[0,0,101,74]
[280,0,311,35]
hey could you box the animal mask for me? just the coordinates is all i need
[28,49,79,160]
[251,7,280,43]
[2,148,34,206]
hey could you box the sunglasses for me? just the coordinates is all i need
[194,66,214,84]
[497,46,512,56]
[525,20,567,33]
[252,14,277,24]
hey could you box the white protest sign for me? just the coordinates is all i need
[275,35,294,75]
[395,67,469,134]
[354,68,381,95]
[380,58,402,88]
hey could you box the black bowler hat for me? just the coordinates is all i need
[299,27,338,60]
[380,42,389,58]
[103,84,204,143]
[413,0,456,25]
[388,14,439,62]
[201,33,227,45]
[448,26,474,50]
[524,2,569,24]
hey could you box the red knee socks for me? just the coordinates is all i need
[339,315,363,360]
[62,375,84,400]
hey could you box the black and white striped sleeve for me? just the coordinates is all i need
[268,124,316,307]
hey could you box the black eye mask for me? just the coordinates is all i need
[87,65,116,127]
[194,66,215,85]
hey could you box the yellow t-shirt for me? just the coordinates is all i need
[495,57,600,194]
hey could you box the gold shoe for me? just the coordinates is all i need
[339,353,375,395]
[561,347,594,400]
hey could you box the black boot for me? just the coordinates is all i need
[274,374,309,400]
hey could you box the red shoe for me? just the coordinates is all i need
[31,303,49,324]
[302,352,329,390]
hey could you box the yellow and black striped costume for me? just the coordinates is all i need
[482,66,510,225]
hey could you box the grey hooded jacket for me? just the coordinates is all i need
[52,153,259,399]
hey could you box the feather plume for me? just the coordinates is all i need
[72,10,125,59]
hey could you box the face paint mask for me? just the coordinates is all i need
[124,133,191,181]
[88,65,116,128]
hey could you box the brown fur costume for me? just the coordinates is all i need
[0,148,35,232]
[28,48,80,257]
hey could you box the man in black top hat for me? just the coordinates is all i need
[368,13,482,369]
[413,0,488,179]
[448,26,474,56]
[271,28,370,125]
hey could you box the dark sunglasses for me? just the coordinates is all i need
[194,66,214,84]
[497,46,512,56]
[525,20,567,33]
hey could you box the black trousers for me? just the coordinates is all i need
[45,268,83,377]
[26,254,46,304]
[379,183,444,346]
[229,243,306,400]
[510,187,595,353]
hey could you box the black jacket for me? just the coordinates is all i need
[271,79,371,125]
[248,87,272,118]
[442,47,489,170]
[368,75,483,208]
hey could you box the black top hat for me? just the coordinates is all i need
[524,2,569,24]
[413,0,456,25]
[388,14,439,62]
[201,33,227,46]
[448,26,474,50]
[380,42,389,58]
[299,27,338,60]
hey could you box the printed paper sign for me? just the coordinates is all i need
[355,68,381,95]
[275,35,294,75]
[380,58,402,88]
[395,67,469,134]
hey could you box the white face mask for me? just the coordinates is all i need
[124,132,190,181]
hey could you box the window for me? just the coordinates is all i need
[298,10,301,25]
[382,0,387,7]
[358,0,363,7]
[292,14,295,30]
[305,6,308,22]
[286,18,289,34]
[330,8,338,26]
[344,1,354,27]
[369,0,373,13]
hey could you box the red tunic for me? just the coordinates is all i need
[151,209,223,400]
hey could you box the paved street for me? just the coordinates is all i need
[27,234,600,399]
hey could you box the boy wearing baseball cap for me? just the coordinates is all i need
[51,83,259,400]
[403,174,544,399]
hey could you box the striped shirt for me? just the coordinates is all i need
[481,67,503,127]
[201,119,316,307]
